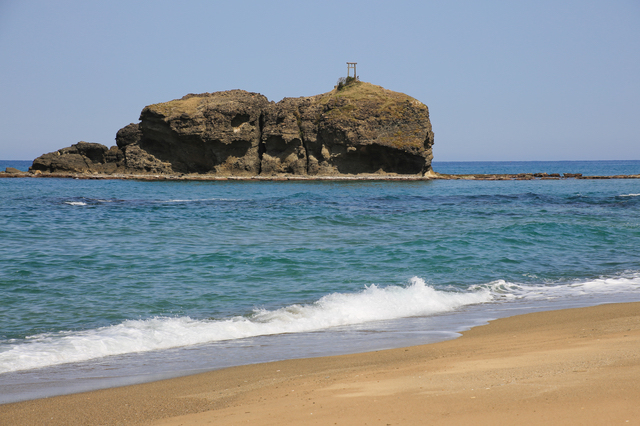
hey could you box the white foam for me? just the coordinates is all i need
[164,198,240,203]
[619,193,640,197]
[0,278,489,373]
[473,273,640,301]
[2,274,639,374]
[64,201,87,206]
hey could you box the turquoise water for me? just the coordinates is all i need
[1,160,640,403]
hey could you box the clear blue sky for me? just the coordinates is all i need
[1,0,638,161]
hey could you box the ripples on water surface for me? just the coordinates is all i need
[0,160,639,402]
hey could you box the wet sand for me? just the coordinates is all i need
[1,302,639,425]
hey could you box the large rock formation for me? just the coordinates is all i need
[131,90,270,175]
[30,81,435,176]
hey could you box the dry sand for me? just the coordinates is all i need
[1,302,639,425]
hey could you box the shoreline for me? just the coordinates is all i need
[2,170,640,181]
[2,302,639,425]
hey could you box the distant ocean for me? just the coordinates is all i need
[0,160,31,172]
[3,159,640,175]
[1,160,640,404]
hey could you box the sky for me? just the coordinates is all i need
[1,0,638,161]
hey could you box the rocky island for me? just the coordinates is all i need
[5,80,637,181]
[27,81,436,178]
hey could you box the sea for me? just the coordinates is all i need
[1,159,639,404]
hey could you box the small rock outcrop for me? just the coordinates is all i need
[30,142,122,174]
[30,81,435,176]
[4,167,24,174]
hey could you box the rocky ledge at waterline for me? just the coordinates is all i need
[30,82,435,177]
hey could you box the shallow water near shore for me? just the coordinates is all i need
[1,160,640,404]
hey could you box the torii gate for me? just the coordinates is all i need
[347,62,357,80]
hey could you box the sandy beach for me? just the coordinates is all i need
[1,302,639,425]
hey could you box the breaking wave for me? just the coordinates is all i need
[2,273,639,374]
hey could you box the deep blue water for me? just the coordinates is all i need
[432,160,640,176]
[4,159,640,175]
[1,160,640,403]
[0,160,31,172]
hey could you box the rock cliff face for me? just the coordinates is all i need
[30,82,435,176]
[132,90,270,175]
